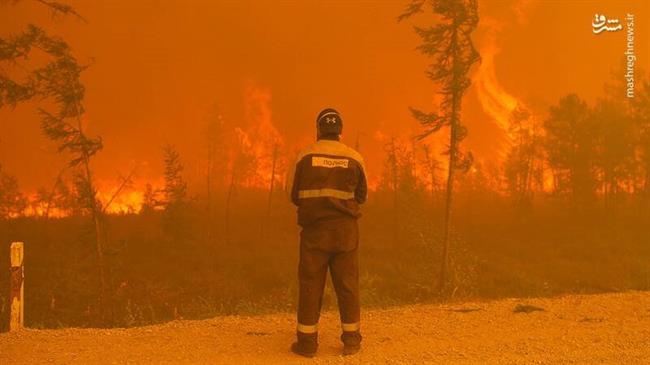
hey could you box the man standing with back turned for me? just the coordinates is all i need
[290,108,367,357]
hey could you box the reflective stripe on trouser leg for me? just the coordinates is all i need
[297,323,318,334]
[341,322,360,332]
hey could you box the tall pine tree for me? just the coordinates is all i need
[399,0,481,292]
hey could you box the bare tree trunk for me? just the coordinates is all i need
[440,119,457,293]
[411,140,418,182]
[225,174,234,243]
[423,145,437,201]
[389,137,399,240]
[75,109,108,325]
[261,143,278,239]
[521,150,534,208]
[206,143,213,243]
[431,171,436,199]
[44,168,66,219]
[645,165,650,216]
[646,164,650,197]
[86,155,107,319]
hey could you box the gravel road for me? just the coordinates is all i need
[1,291,649,364]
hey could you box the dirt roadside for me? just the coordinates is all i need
[1,291,649,364]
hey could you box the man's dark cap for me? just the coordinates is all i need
[316,108,343,136]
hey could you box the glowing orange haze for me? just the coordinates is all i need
[1,0,648,214]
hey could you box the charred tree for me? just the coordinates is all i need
[386,137,400,240]
[162,145,188,208]
[422,144,441,200]
[203,108,225,243]
[504,106,543,211]
[224,133,254,243]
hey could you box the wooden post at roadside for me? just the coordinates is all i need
[10,242,24,331]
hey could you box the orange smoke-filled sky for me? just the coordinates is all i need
[1,0,649,194]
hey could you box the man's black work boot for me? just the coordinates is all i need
[291,332,318,358]
[341,331,362,356]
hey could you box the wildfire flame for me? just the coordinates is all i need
[474,13,555,192]
[474,21,520,145]
[230,83,285,190]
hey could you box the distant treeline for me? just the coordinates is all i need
[0,178,648,330]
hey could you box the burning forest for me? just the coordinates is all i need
[0,0,648,345]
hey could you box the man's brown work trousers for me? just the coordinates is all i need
[297,217,360,334]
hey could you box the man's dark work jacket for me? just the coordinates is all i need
[291,139,367,227]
